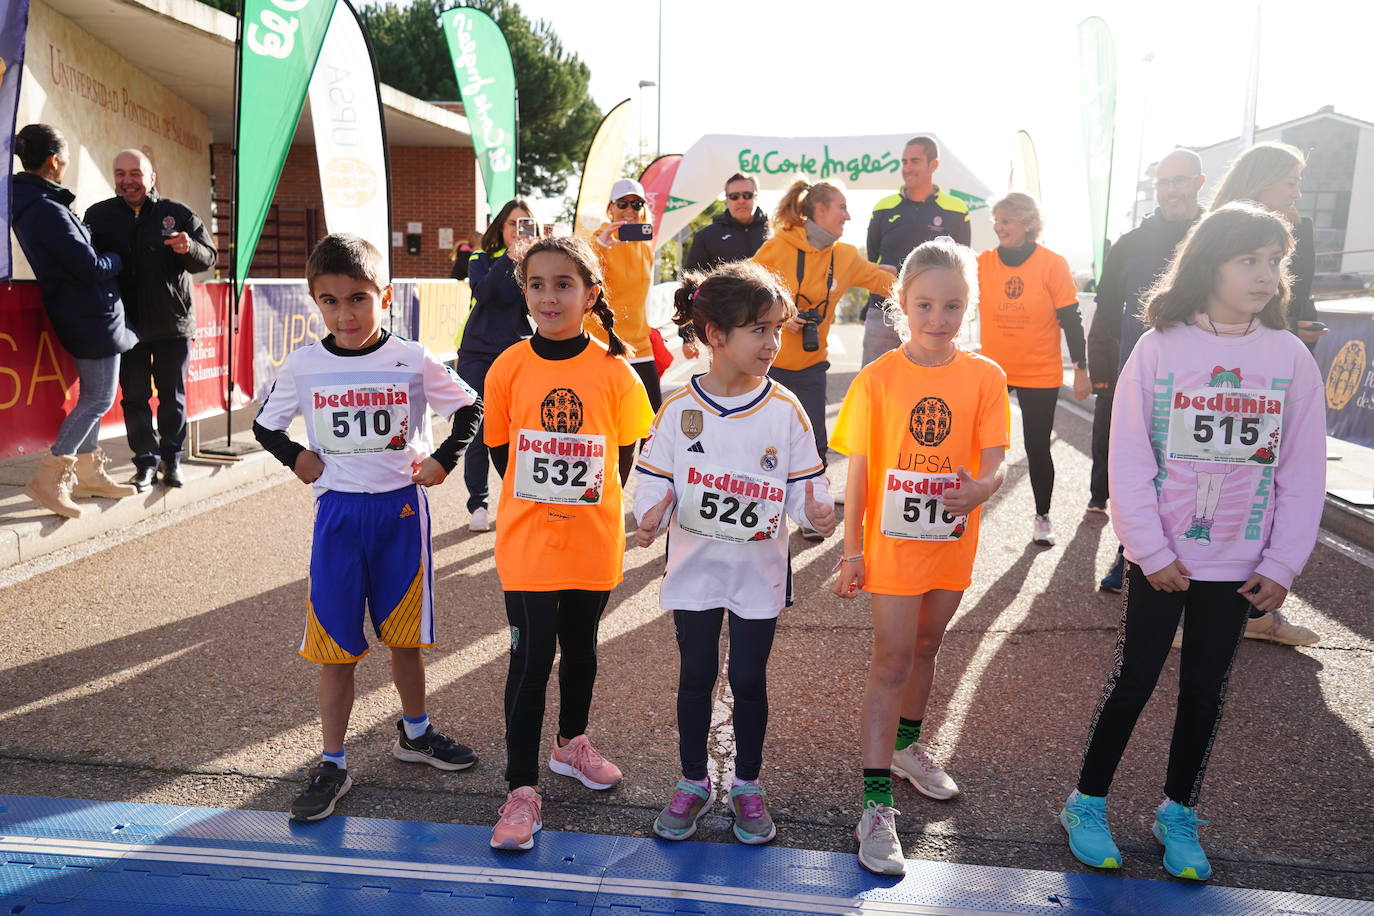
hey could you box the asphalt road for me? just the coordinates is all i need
[1,325,1371,902]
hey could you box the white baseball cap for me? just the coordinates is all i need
[610,178,646,201]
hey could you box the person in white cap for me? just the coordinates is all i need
[589,177,661,410]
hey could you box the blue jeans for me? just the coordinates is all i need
[52,355,120,456]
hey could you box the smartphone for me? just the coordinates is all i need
[1301,320,1327,331]
[616,223,653,242]
[517,217,537,239]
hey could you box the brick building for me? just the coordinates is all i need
[10,0,478,282]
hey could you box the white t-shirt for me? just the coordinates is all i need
[256,334,477,496]
[634,376,831,619]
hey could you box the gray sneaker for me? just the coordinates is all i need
[855,803,905,875]
[653,779,711,840]
[891,742,960,800]
[728,781,776,844]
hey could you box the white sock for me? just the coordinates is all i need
[402,713,430,740]
[322,749,346,770]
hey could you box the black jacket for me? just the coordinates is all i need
[458,249,531,359]
[9,172,137,359]
[1288,217,1318,350]
[683,208,769,272]
[85,191,216,342]
[1087,210,1196,387]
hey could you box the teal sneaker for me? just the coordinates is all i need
[1059,790,1121,869]
[728,780,776,844]
[1177,522,1205,541]
[1153,800,1212,880]
[653,779,712,840]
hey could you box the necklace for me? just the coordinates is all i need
[1205,315,1256,337]
[902,344,957,368]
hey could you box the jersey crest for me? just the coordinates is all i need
[541,388,584,432]
[681,409,704,440]
[909,397,953,447]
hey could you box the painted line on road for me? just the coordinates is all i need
[0,833,1006,915]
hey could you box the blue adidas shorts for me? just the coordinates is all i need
[302,485,435,663]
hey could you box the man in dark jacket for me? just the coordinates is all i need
[683,173,768,273]
[1087,148,1203,591]
[86,149,216,489]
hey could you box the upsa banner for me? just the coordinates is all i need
[0,281,246,458]
[1314,307,1374,450]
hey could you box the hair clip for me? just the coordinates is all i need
[689,288,701,301]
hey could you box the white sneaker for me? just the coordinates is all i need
[469,507,491,532]
[855,804,906,875]
[1244,610,1319,646]
[891,742,960,800]
[1032,514,1055,546]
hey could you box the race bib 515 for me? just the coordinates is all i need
[513,429,606,504]
[879,470,967,541]
[678,464,785,543]
[1166,387,1284,465]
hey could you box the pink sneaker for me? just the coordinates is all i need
[549,734,622,790]
[491,786,542,850]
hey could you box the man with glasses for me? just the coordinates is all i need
[683,173,769,273]
[1087,148,1204,592]
[861,136,971,367]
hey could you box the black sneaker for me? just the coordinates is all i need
[158,459,183,488]
[290,762,352,822]
[392,719,477,771]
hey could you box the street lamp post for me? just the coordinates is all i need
[638,80,656,157]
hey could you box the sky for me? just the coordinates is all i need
[501,0,1373,271]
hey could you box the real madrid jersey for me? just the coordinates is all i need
[255,333,477,496]
[634,376,831,619]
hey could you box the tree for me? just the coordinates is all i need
[190,0,601,199]
[357,0,600,198]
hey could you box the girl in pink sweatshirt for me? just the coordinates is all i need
[1059,203,1325,882]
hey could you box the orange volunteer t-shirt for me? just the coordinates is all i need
[586,223,653,359]
[831,347,1010,595]
[483,337,655,591]
[976,245,1078,388]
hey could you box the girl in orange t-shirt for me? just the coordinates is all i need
[483,236,655,852]
[831,238,1010,877]
[976,192,1090,548]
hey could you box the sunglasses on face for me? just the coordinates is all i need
[727,191,756,201]
[614,199,645,211]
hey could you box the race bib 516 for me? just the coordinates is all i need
[678,464,785,543]
[513,429,606,504]
[879,470,967,541]
[1166,387,1284,465]
[310,384,411,455]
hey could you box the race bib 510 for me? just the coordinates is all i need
[1166,387,1284,465]
[513,429,606,504]
[678,464,785,543]
[311,384,411,455]
[879,470,967,541]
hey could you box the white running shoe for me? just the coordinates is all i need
[855,804,906,875]
[469,507,491,532]
[891,743,960,800]
[1033,514,1056,547]
[1244,610,1319,646]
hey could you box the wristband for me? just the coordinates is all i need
[831,554,864,572]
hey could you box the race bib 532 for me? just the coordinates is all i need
[513,429,606,504]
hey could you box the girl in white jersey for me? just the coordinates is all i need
[634,260,837,844]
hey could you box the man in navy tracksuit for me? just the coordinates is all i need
[861,136,971,366]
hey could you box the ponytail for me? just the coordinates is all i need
[671,274,706,343]
[672,262,794,346]
[590,294,628,357]
[772,178,843,231]
[15,123,66,172]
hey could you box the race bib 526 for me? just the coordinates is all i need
[678,464,785,543]
[1166,387,1284,465]
[513,429,606,504]
[879,470,967,541]
[310,384,411,455]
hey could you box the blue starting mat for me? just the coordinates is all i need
[1,794,1369,915]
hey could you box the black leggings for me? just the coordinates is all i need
[675,609,777,782]
[1077,563,1250,806]
[631,359,663,412]
[1010,385,1059,516]
[503,589,610,789]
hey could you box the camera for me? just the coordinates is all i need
[798,308,822,352]
[517,217,537,239]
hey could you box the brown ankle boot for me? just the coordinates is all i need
[71,449,137,499]
[23,454,83,518]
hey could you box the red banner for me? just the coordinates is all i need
[0,281,251,459]
[639,153,682,242]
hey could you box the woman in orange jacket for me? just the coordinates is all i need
[753,180,895,486]
[588,178,660,409]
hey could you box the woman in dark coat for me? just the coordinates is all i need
[10,124,138,518]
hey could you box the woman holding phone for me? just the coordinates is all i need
[590,178,660,409]
[456,198,538,532]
